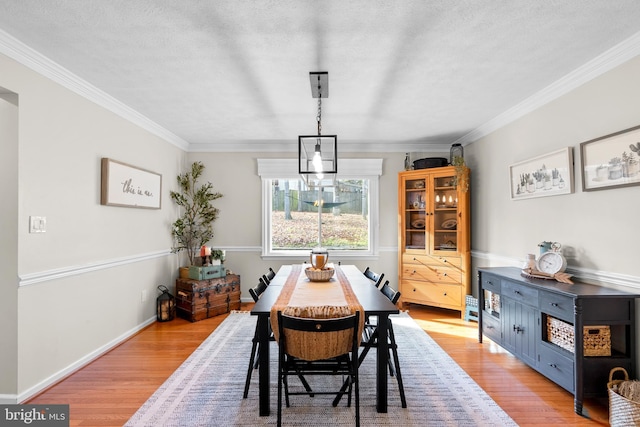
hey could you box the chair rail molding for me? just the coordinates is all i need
[471,250,640,290]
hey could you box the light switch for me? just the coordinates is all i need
[29,216,46,233]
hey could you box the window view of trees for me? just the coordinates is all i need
[270,178,370,250]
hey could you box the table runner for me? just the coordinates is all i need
[270,264,364,360]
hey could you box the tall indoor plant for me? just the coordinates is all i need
[170,161,223,267]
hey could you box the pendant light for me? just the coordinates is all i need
[299,71,337,185]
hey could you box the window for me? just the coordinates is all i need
[258,159,382,258]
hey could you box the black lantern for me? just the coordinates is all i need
[156,285,175,322]
[298,72,337,184]
[450,143,464,165]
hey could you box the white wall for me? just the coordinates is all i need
[186,151,409,293]
[0,92,19,398]
[0,53,186,402]
[467,55,640,291]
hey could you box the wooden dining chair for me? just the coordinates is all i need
[357,281,407,408]
[277,311,361,427]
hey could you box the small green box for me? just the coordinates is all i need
[188,265,225,280]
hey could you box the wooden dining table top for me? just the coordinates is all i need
[251,264,399,316]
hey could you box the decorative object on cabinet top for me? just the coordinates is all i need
[520,242,572,284]
[413,157,448,169]
[170,161,223,266]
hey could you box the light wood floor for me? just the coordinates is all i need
[27,303,609,426]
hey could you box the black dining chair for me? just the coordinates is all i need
[357,280,407,408]
[262,267,276,285]
[362,267,385,288]
[276,310,361,427]
[243,279,271,398]
[362,267,384,325]
[244,277,312,399]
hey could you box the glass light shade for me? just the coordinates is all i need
[299,135,337,175]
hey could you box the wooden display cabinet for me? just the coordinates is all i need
[397,166,470,317]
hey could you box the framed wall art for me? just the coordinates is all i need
[580,125,640,191]
[101,158,162,209]
[509,147,574,200]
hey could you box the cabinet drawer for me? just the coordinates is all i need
[481,274,501,294]
[539,344,574,393]
[402,264,461,285]
[502,280,538,307]
[482,313,501,343]
[402,280,462,308]
[540,292,574,323]
[403,253,462,268]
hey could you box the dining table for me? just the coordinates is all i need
[250,264,400,416]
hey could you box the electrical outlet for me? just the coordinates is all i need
[29,216,46,233]
[141,290,148,302]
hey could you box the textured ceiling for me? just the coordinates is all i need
[1,1,640,152]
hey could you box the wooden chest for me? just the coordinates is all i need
[175,274,241,322]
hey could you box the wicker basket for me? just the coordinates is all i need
[608,367,640,426]
[305,267,335,282]
[547,316,575,353]
[583,325,611,356]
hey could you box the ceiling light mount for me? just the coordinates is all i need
[299,71,337,181]
[310,71,329,98]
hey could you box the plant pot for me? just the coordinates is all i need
[624,160,639,178]
[179,267,190,279]
[609,165,623,180]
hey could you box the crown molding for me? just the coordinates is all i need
[3,26,640,153]
[0,29,190,151]
[454,30,640,146]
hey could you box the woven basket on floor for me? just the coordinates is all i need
[608,367,640,426]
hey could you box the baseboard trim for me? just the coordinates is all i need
[17,315,157,403]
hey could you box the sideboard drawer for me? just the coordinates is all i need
[540,292,574,323]
[502,280,538,307]
[482,312,501,343]
[481,274,501,294]
[539,344,575,393]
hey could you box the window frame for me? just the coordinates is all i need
[258,158,382,259]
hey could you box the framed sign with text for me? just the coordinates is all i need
[100,158,162,209]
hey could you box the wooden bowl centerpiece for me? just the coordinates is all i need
[305,266,335,282]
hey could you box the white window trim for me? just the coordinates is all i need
[258,158,382,259]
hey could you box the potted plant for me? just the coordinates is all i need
[451,155,469,192]
[170,162,223,275]
[622,151,639,178]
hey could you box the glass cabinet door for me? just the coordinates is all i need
[403,177,427,250]
[431,172,460,254]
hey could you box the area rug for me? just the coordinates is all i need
[126,311,518,426]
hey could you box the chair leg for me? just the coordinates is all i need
[388,324,407,408]
[277,358,283,427]
[243,338,259,398]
